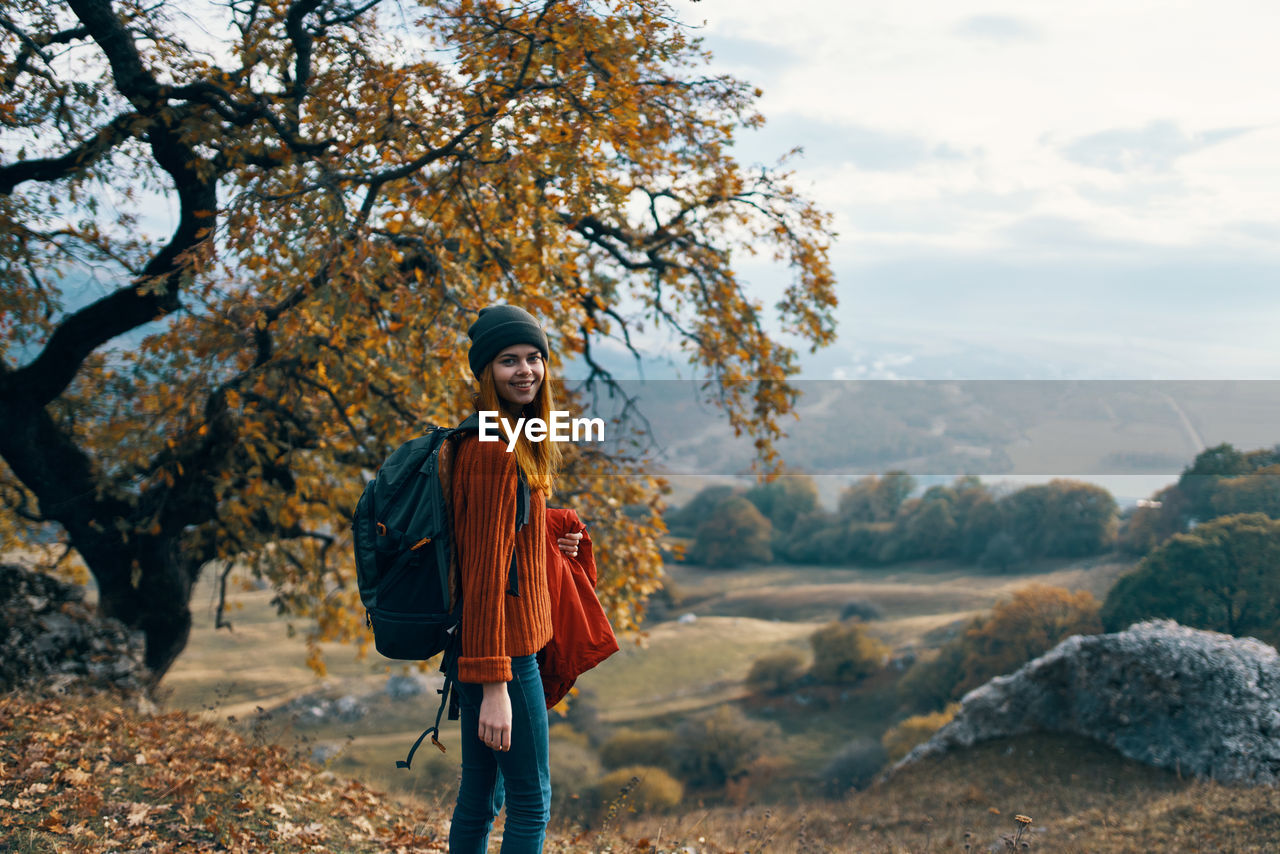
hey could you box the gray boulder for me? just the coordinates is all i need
[0,563,150,700]
[897,620,1280,784]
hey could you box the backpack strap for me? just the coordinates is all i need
[397,630,461,769]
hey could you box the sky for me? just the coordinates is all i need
[659,0,1280,383]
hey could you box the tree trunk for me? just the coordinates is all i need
[91,534,202,682]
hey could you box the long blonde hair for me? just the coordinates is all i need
[475,362,561,497]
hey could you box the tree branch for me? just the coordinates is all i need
[0,111,140,195]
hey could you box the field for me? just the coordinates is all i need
[160,553,1134,804]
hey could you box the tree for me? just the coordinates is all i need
[687,494,772,567]
[837,472,914,523]
[0,0,836,678]
[1101,513,1280,646]
[744,472,818,535]
[664,484,738,537]
[1177,443,1250,523]
[1117,485,1188,556]
[1209,464,1280,520]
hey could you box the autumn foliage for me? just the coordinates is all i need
[0,0,836,676]
[0,691,453,851]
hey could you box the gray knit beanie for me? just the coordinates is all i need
[467,305,550,378]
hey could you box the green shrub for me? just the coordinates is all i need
[809,620,888,684]
[882,703,960,762]
[598,728,672,771]
[745,649,806,695]
[818,739,887,796]
[672,705,779,789]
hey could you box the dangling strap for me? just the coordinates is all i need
[398,634,460,769]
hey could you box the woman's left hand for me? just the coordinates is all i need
[556,530,583,558]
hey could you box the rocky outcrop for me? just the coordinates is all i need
[897,620,1280,785]
[0,563,150,699]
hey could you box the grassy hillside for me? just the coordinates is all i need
[6,690,1279,853]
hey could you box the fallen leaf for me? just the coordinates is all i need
[127,802,150,826]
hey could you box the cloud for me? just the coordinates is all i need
[1061,121,1254,173]
[952,14,1041,43]
[740,115,976,172]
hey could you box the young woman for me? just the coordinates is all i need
[448,304,568,853]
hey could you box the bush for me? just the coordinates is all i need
[958,585,1101,695]
[672,705,779,789]
[688,495,773,567]
[598,728,672,771]
[589,765,684,822]
[840,599,884,622]
[745,649,806,695]
[809,621,889,684]
[881,703,960,762]
[818,739,888,796]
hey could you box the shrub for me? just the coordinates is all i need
[688,495,773,567]
[958,584,1101,695]
[598,728,672,771]
[672,705,779,789]
[588,765,684,824]
[810,621,889,684]
[882,703,960,762]
[818,739,888,796]
[745,648,806,695]
[840,599,884,622]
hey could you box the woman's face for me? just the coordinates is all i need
[491,344,544,409]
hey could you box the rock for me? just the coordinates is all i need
[0,563,150,701]
[385,673,430,699]
[896,620,1280,785]
[333,694,366,721]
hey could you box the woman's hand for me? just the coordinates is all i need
[556,530,584,558]
[479,682,513,751]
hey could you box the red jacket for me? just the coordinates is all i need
[540,508,619,707]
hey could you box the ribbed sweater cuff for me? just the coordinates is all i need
[458,655,511,684]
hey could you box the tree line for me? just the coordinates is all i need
[668,473,1118,570]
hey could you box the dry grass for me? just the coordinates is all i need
[613,732,1280,853]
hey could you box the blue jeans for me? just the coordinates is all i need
[449,654,551,853]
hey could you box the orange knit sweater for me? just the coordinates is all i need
[449,433,552,684]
